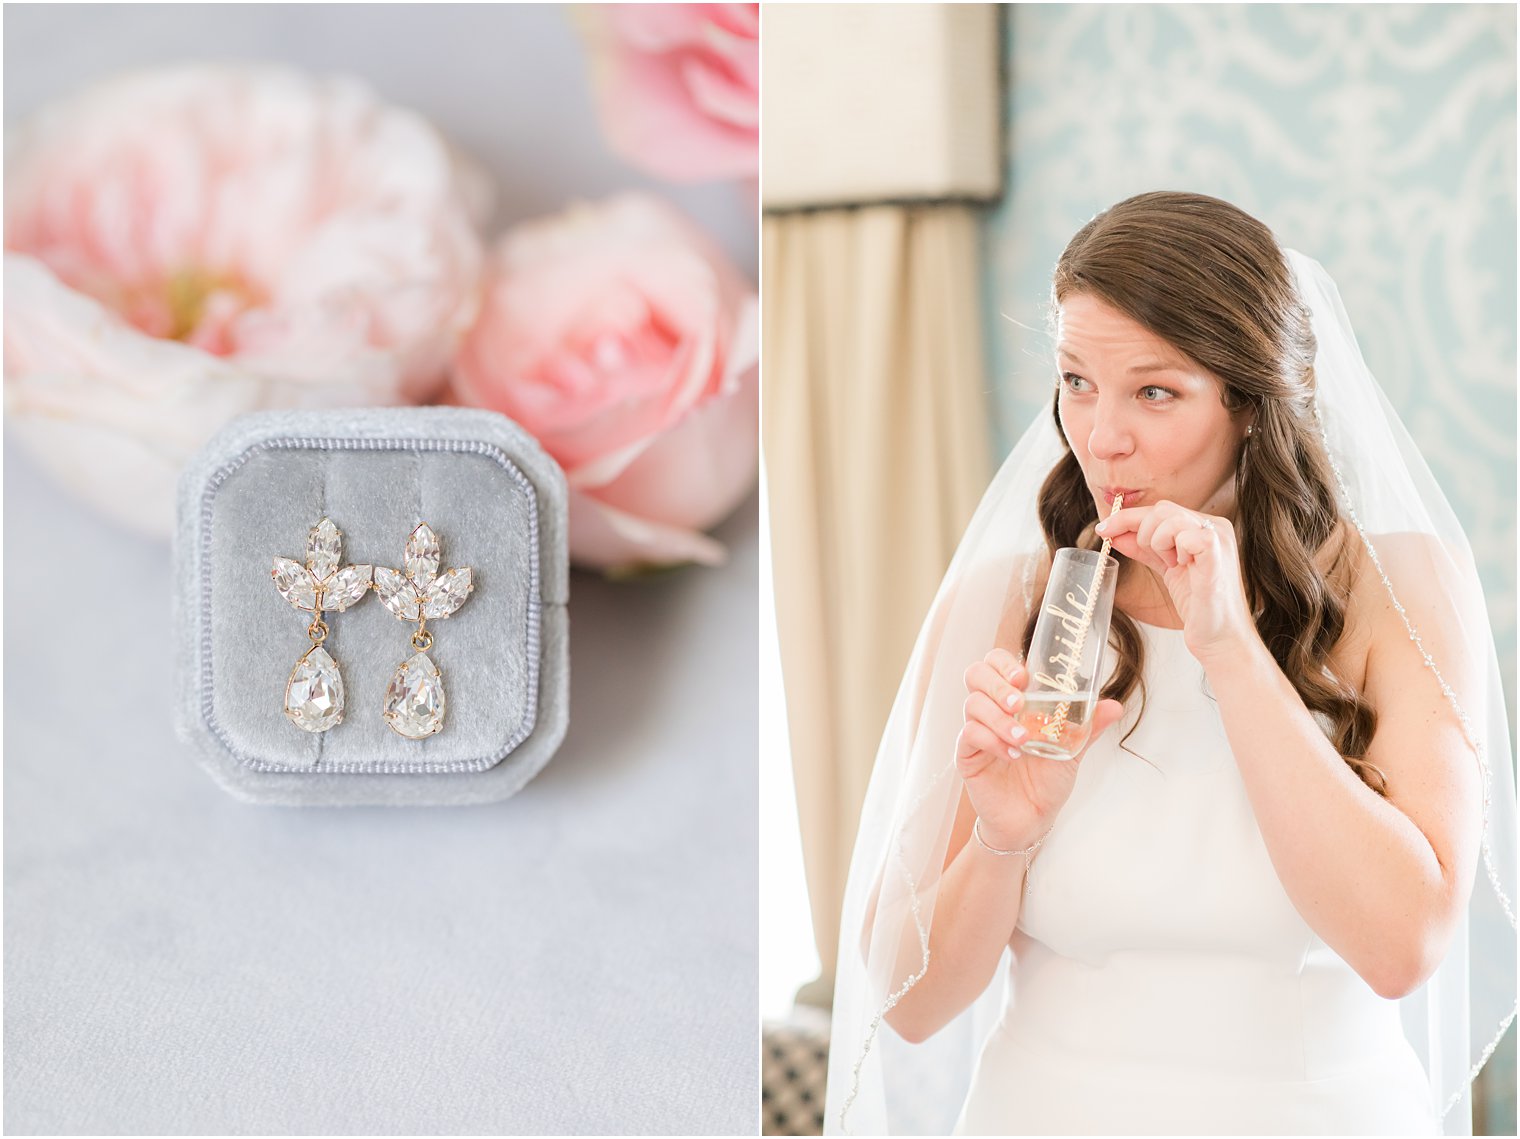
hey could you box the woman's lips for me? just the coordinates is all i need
[1099,486,1142,507]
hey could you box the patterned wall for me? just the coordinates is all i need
[980,7,1516,1128]
[981,3,1517,741]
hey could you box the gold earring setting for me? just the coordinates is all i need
[272,518,374,733]
[374,523,474,739]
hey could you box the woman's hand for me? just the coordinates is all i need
[956,648,1124,850]
[1096,500,1256,665]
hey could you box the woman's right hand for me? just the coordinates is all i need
[955,648,1125,850]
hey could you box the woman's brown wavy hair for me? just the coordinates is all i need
[1019,191,1385,794]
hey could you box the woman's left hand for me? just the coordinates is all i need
[1096,500,1256,664]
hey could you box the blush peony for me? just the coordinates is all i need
[577,4,759,183]
[449,192,758,573]
[4,64,488,535]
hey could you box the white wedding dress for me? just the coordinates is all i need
[952,622,1440,1136]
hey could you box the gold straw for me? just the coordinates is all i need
[1095,491,1122,561]
[1042,493,1122,744]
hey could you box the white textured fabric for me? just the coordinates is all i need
[953,623,1439,1136]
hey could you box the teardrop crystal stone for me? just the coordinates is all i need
[284,646,344,732]
[383,651,445,739]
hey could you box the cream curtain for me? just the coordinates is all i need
[763,204,991,994]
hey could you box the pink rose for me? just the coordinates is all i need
[576,4,759,183]
[450,192,758,572]
[4,64,487,536]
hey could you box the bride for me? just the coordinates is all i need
[824,192,1515,1135]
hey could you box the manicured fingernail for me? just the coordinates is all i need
[1007,747,1022,759]
[1005,692,1019,709]
[1009,725,1027,742]
[1094,520,1109,533]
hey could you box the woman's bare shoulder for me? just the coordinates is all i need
[1331,519,1477,626]
[1332,518,1485,700]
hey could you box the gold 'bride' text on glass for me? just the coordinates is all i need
[1020,547,1118,759]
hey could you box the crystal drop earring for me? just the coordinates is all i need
[271,518,374,732]
[374,522,474,739]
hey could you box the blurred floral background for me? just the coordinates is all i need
[5,2,758,575]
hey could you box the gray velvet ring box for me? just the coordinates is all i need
[172,407,570,807]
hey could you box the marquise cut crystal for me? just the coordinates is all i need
[273,557,319,612]
[322,564,374,612]
[285,646,344,732]
[422,567,473,619]
[375,566,421,620]
[308,517,343,581]
[383,651,445,739]
[405,523,440,586]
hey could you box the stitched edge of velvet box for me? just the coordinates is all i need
[172,407,569,807]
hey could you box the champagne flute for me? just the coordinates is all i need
[1017,546,1118,760]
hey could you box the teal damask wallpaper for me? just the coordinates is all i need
[980,6,1515,1126]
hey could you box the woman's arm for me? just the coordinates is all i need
[1099,504,1484,999]
[881,790,1035,1043]
[1203,537,1482,999]
[881,558,1122,1041]
[877,566,1042,1043]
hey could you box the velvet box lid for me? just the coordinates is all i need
[172,407,569,806]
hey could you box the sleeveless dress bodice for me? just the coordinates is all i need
[953,622,1438,1136]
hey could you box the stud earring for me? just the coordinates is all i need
[271,518,373,732]
[374,523,474,739]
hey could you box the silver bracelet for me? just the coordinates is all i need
[972,817,1049,858]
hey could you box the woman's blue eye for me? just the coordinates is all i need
[1061,373,1174,402]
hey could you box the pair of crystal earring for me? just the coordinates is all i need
[271,518,474,739]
